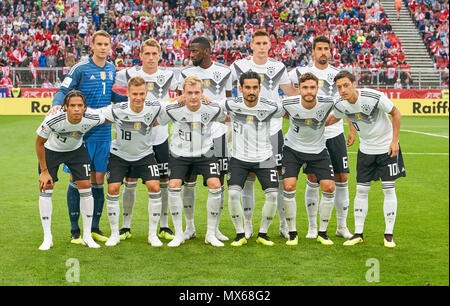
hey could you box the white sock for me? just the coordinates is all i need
[79,188,94,239]
[305,180,320,229]
[182,182,196,231]
[168,188,183,237]
[335,182,349,228]
[159,182,169,228]
[354,183,370,234]
[148,192,162,237]
[277,180,287,228]
[39,190,53,240]
[216,186,225,232]
[259,189,278,234]
[242,177,255,222]
[106,193,120,237]
[122,181,137,229]
[319,191,335,232]
[283,190,297,232]
[206,188,222,235]
[382,182,397,235]
[228,186,244,233]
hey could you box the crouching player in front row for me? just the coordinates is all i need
[36,90,106,250]
[100,76,164,247]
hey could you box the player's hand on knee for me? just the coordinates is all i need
[46,105,61,116]
[39,172,53,192]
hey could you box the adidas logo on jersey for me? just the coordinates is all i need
[90,75,96,80]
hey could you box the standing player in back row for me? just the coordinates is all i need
[289,36,355,239]
[326,70,405,248]
[178,36,233,242]
[230,29,298,240]
[115,38,178,242]
[51,30,128,244]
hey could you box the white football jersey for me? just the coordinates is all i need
[179,62,232,138]
[158,101,227,157]
[333,88,395,155]
[222,96,285,163]
[289,64,343,139]
[37,108,105,152]
[283,95,334,154]
[101,100,161,161]
[116,66,178,146]
[231,57,291,135]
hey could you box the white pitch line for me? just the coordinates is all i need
[400,129,449,139]
[347,152,448,155]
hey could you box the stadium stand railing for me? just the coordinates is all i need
[1,66,447,91]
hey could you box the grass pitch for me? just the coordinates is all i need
[0,115,448,286]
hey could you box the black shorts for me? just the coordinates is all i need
[213,134,229,176]
[356,146,406,183]
[153,139,169,179]
[271,129,284,171]
[188,135,228,186]
[227,157,279,191]
[107,153,160,184]
[282,146,335,182]
[39,145,91,183]
[325,133,350,174]
[169,154,220,183]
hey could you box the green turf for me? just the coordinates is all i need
[0,116,448,286]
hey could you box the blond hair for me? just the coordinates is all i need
[182,75,202,90]
[128,76,146,89]
[92,30,111,43]
[140,38,162,53]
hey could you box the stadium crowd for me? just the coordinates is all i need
[407,0,449,72]
[0,0,441,88]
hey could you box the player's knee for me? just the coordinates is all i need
[334,173,347,183]
[168,179,182,189]
[283,179,296,192]
[321,180,335,194]
[307,174,318,183]
[108,184,121,195]
[91,172,105,184]
[146,180,161,193]
[207,178,221,190]
[125,177,138,183]
[76,180,91,190]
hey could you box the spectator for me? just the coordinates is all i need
[402,77,412,89]
[0,0,411,82]
[41,78,53,88]
[394,78,402,89]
